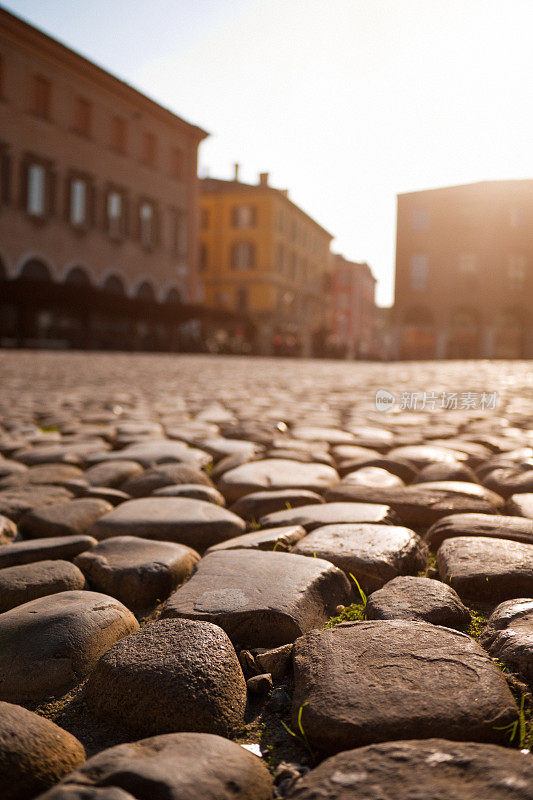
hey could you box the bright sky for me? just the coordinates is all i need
[4,0,533,305]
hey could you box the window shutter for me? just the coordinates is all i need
[151,203,159,248]
[122,192,129,238]
[251,206,257,227]
[65,175,72,222]
[88,179,96,227]
[20,158,29,210]
[171,209,178,255]
[103,188,108,231]
[1,152,11,204]
[232,206,238,228]
[46,166,56,217]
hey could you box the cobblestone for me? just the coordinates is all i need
[1,352,533,793]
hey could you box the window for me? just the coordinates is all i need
[31,74,51,120]
[73,96,92,137]
[216,291,231,306]
[508,255,526,286]
[22,156,54,219]
[410,254,428,291]
[139,200,157,248]
[169,208,187,256]
[199,244,208,271]
[106,189,126,238]
[0,143,11,205]
[69,177,88,227]
[111,115,127,153]
[237,287,248,311]
[141,132,157,166]
[200,208,209,229]
[170,147,183,179]
[232,205,256,229]
[27,163,46,216]
[458,253,477,275]
[231,241,255,270]
[412,209,429,230]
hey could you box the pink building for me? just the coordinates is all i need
[329,253,378,358]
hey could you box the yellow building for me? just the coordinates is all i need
[200,168,333,355]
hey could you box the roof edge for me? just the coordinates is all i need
[0,6,209,140]
[200,177,333,239]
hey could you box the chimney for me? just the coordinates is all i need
[234,163,240,181]
[259,172,269,187]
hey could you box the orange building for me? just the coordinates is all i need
[394,180,533,359]
[200,168,333,355]
[0,7,211,349]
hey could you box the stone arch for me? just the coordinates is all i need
[19,258,52,281]
[134,281,156,302]
[64,266,92,286]
[102,274,126,295]
[164,287,182,305]
[14,252,55,279]
[447,307,481,358]
[0,255,6,280]
[399,305,436,359]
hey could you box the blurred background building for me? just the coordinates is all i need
[200,167,333,356]
[0,7,245,350]
[0,7,380,358]
[327,253,378,359]
[393,180,533,359]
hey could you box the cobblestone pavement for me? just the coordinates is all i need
[1,351,533,417]
[1,352,533,800]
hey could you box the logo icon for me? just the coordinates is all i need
[375,389,395,412]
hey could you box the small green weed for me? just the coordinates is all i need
[418,551,436,577]
[466,610,487,640]
[326,603,366,627]
[493,657,507,672]
[327,572,367,627]
[495,695,533,750]
[284,501,293,510]
[280,702,313,755]
[349,572,367,606]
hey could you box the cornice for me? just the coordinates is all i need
[0,7,208,141]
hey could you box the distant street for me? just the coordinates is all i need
[2,352,532,420]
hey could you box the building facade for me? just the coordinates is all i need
[200,168,333,356]
[328,253,378,358]
[0,8,210,348]
[394,180,533,359]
